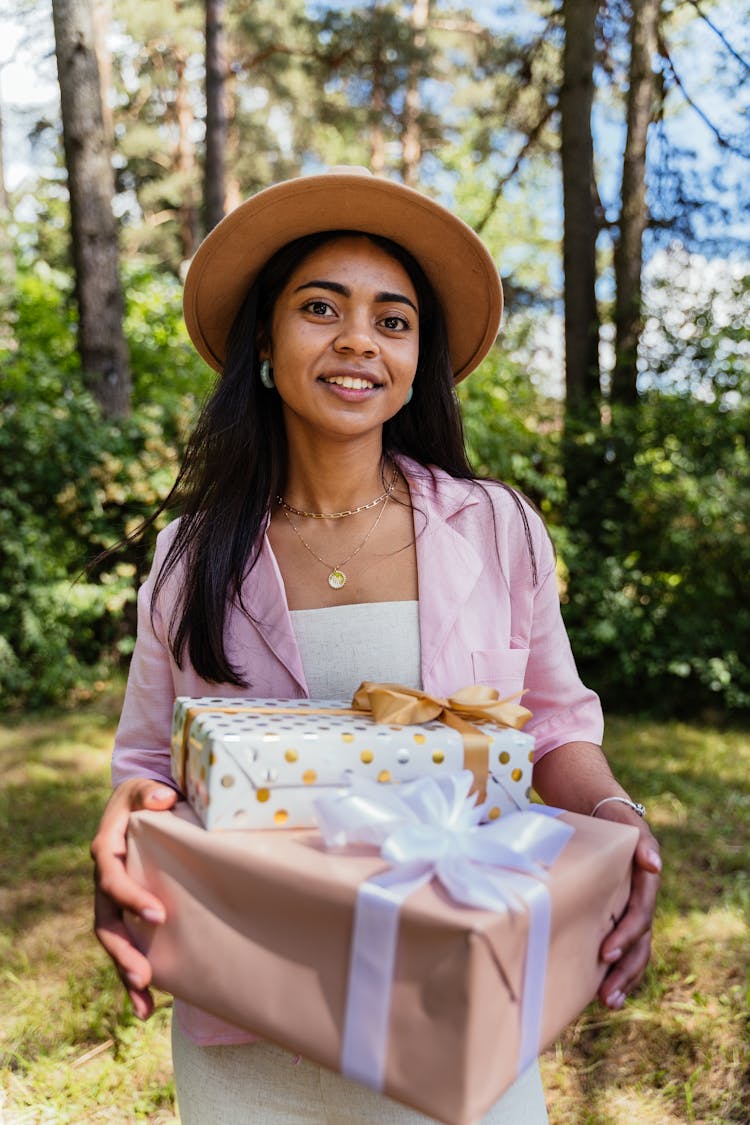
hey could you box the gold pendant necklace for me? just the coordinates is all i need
[276,464,398,520]
[281,493,391,588]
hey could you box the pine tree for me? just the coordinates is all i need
[52,0,132,418]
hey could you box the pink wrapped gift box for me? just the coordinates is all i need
[126,794,637,1125]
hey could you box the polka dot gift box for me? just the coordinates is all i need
[170,689,536,831]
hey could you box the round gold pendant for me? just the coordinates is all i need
[328,569,346,589]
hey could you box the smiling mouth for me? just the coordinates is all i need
[319,375,381,390]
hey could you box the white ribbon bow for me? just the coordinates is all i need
[315,771,574,1091]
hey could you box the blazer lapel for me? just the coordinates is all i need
[403,461,484,683]
[237,533,308,694]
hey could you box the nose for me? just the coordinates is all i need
[333,313,379,358]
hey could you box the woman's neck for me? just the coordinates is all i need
[281,439,394,515]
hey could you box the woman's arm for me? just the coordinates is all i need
[533,741,661,1010]
[94,527,181,1018]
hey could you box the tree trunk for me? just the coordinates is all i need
[0,93,16,336]
[175,49,199,259]
[612,0,660,404]
[371,51,386,174]
[204,0,228,232]
[223,69,242,214]
[52,0,131,419]
[401,0,430,187]
[560,0,600,500]
[91,0,113,140]
[0,94,13,265]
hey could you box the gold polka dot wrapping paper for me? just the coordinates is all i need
[170,694,535,831]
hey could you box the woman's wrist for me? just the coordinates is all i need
[591,795,646,819]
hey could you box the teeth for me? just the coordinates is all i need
[323,375,376,390]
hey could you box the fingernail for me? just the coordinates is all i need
[151,787,174,802]
[606,990,626,1009]
[125,971,144,989]
[647,849,662,872]
[142,907,166,924]
[603,947,622,963]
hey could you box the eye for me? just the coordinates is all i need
[380,314,411,332]
[302,299,335,317]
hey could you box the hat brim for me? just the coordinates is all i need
[183,171,503,382]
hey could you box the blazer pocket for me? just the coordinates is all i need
[471,648,530,697]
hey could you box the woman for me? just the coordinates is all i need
[92,167,661,1124]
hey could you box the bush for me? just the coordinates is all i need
[458,328,564,517]
[0,261,212,707]
[563,393,750,717]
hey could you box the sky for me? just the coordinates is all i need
[0,0,745,402]
[1,0,747,244]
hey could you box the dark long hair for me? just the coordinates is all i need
[149,230,534,685]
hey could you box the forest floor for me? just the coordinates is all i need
[1,687,748,1124]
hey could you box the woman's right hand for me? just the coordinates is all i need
[91,778,177,1019]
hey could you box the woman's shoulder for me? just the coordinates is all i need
[152,516,182,556]
[401,457,553,576]
[465,478,551,562]
[402,457,545,527]
[143,517,188,584]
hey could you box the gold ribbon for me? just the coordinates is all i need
[351,682,532,801]
[174,685,532,798]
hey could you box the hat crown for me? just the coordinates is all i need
[327,165,373,177]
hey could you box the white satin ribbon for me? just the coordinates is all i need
[315,771,574,1092]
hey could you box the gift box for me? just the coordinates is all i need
[126,779,638,1125]
[170,686,536,830]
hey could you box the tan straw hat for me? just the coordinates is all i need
[183,166,503,382]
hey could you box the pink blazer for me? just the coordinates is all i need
[113,457,602,1043]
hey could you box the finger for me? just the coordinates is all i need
[600,898,654,965]
[601,862,660,963]
[634,833,662,875]
[91,780,176,922]
[94,882,157,1020]
[599,932,652,1009]
[94,885,155,983]
[126,986,156,1022]
[137,784,179,812]
[93,851,168,925]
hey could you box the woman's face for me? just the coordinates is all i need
[262,235,419,445]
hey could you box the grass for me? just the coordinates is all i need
[540,716,750,1124]
[1,689,176,1125]
[1,693,748,1123]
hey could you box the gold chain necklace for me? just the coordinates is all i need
[281,493,391,589]
[276,464,398,520]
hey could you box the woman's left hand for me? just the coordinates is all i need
[597,822,662,1009]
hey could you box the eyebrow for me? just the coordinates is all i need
[294,280,418,313]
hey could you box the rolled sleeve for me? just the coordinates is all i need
[522,552,603,761]
[111,532,179,789]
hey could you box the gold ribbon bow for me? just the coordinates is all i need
[351,682,532,800]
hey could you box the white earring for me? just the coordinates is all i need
[259,359,275,389]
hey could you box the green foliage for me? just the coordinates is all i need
[460,257,750,719]
[559,257,750,717]
[459,321,564,515]
[3,250,748,719]
[563,393,750,717]
[0,261,211,707]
